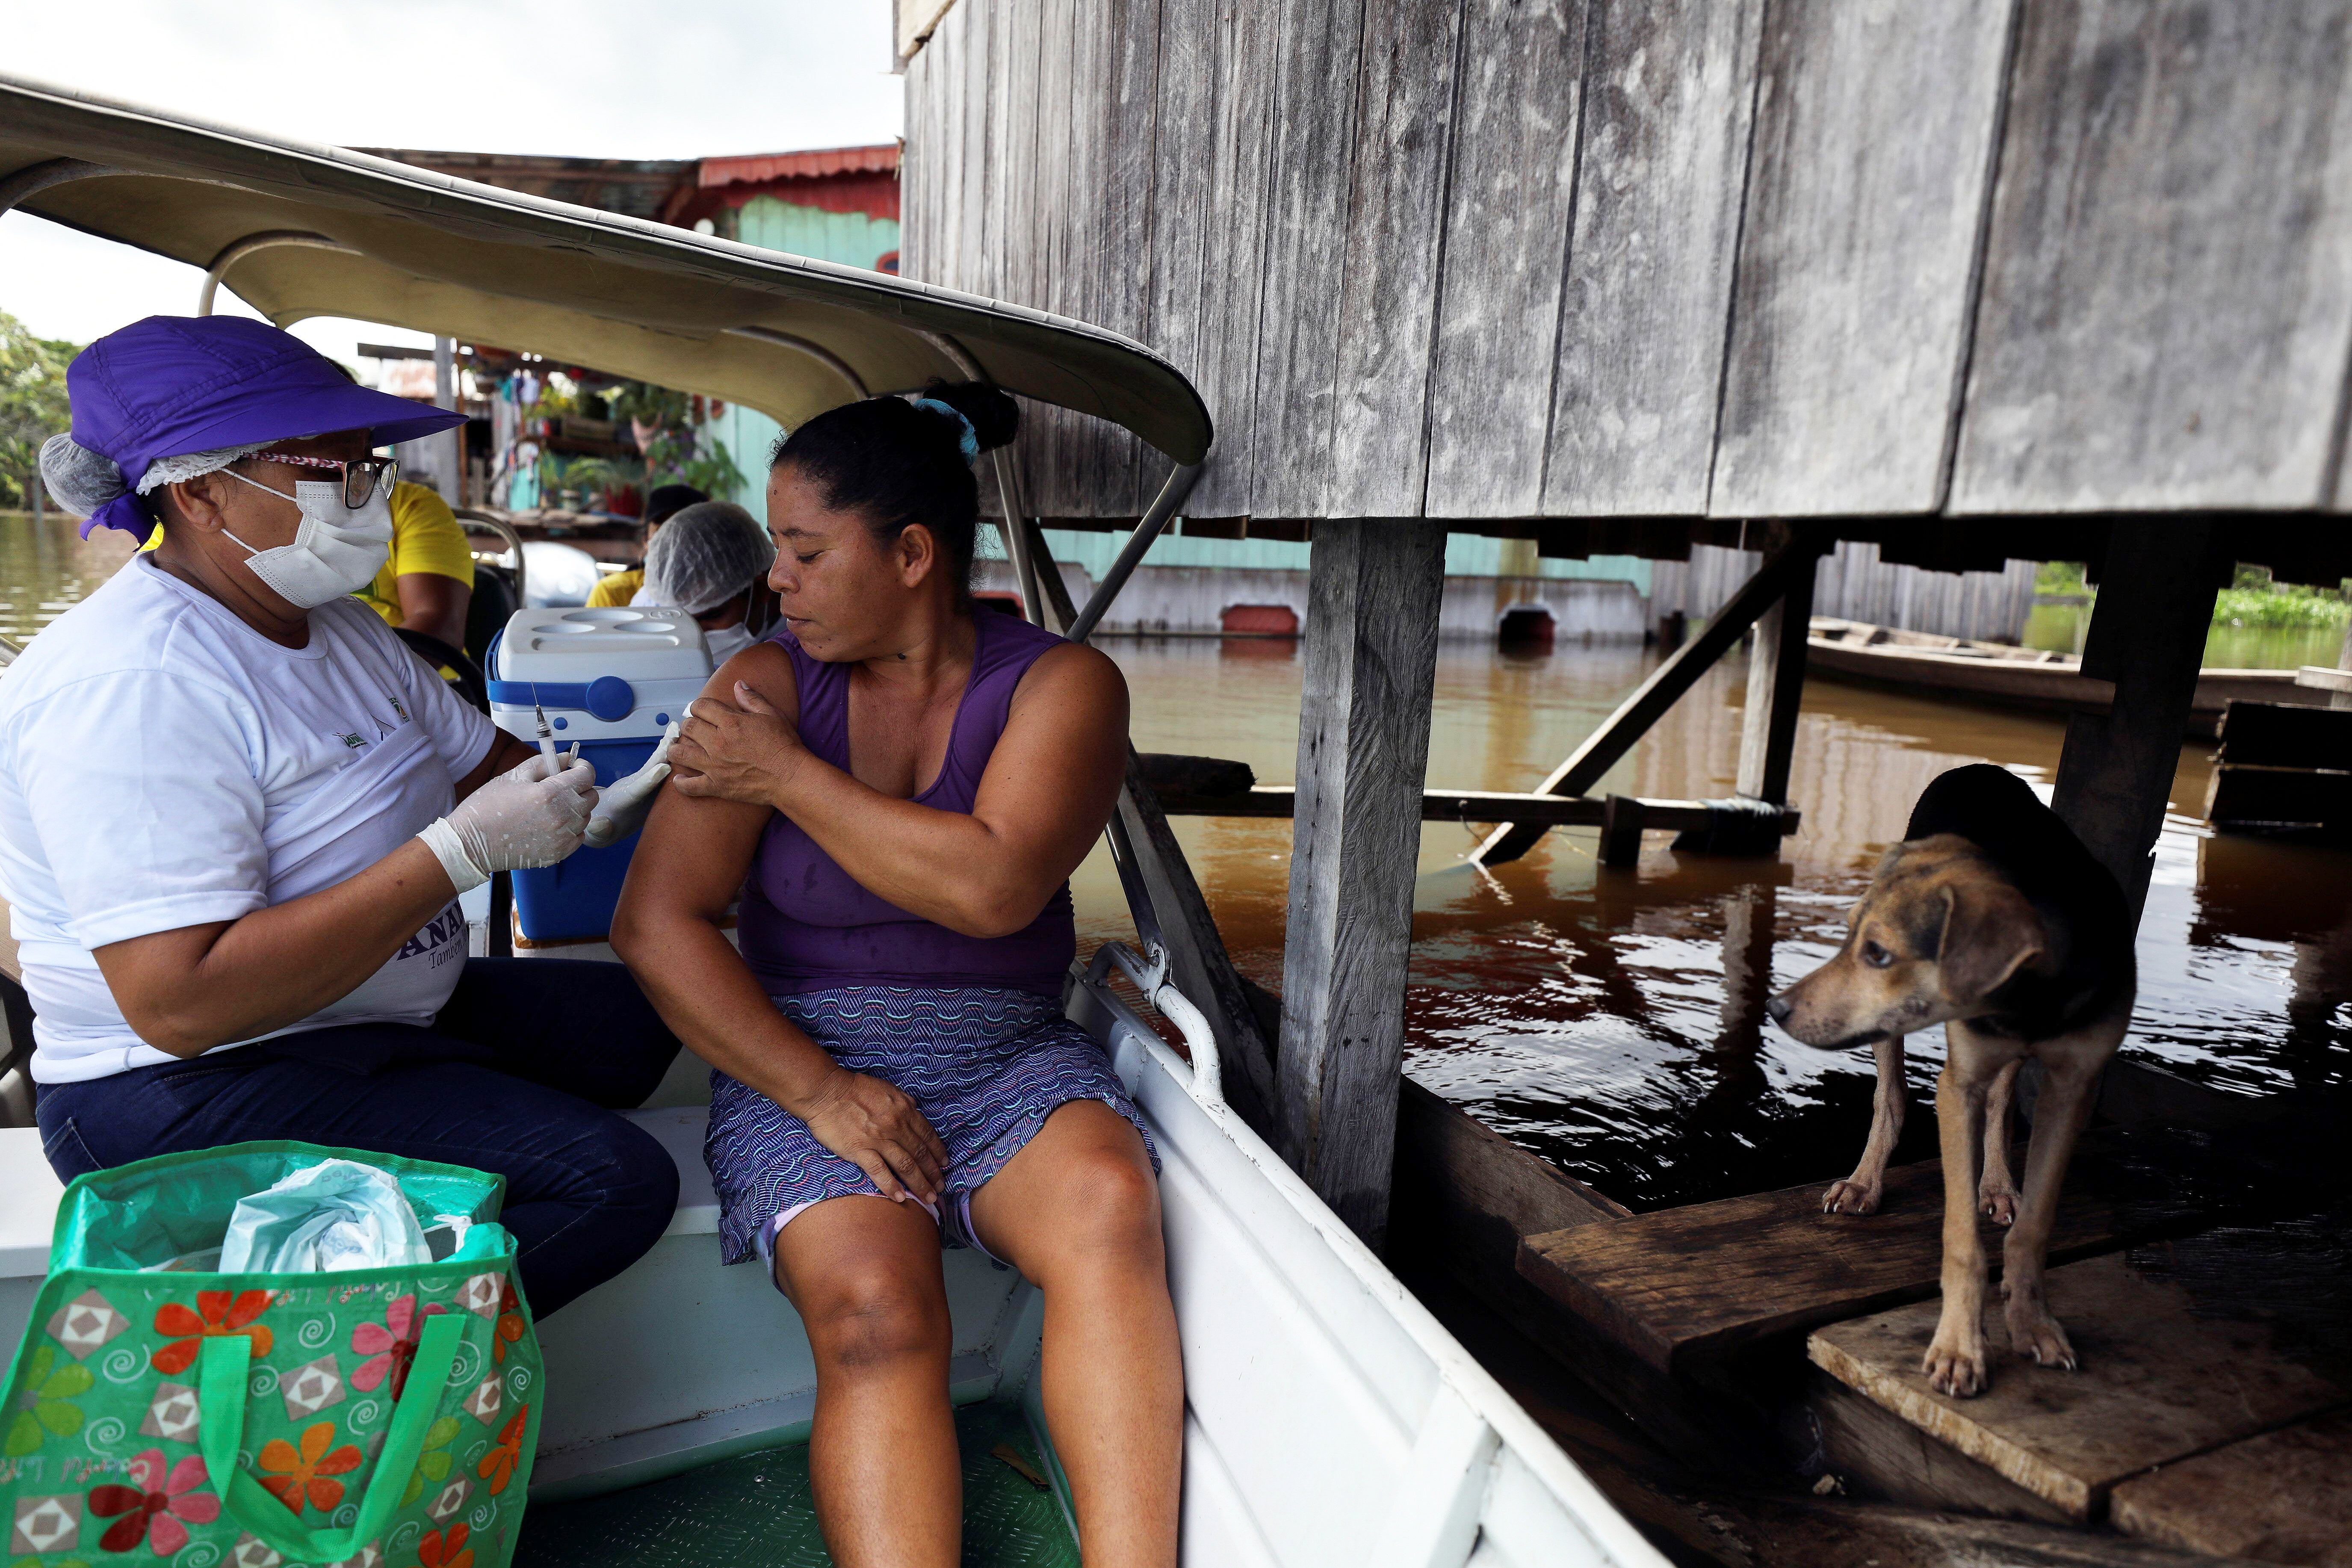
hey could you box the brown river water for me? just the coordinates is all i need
[8,517,2349,1211]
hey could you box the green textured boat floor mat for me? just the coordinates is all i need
[514,1400,1080,1567]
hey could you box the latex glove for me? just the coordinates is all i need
[417,747,598,893]
[583,721,679,848]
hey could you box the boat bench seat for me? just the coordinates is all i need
[0,1106,718,1285]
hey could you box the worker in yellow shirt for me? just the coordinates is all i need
[587,483,708,608]
[353,479,474,652]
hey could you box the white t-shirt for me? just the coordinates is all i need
[0,558,496,1083]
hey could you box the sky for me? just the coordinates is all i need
[0,0,904,375]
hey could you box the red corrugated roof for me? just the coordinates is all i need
[698,145,899,188]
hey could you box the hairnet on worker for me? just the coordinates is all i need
[641,501,774,615]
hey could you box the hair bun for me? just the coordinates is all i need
[918,379,1019,454]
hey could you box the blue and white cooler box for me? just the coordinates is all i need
[488,605,714,941]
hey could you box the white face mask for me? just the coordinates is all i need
[703,622,755,666]
[218,472,393,609]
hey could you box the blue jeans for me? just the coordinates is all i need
[35,959,681,1316]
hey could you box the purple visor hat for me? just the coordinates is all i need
[60,315,467,538]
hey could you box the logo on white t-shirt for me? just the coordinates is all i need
[398,902,467,969]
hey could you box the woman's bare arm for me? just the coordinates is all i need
[610,644,947,1202]
[671,642,1127,939]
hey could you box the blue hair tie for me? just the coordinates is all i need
[910,396,981,464]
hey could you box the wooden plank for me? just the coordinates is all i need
[901,30,933,282]
[1516,1126,2230,1375]
[2109,1408,2352,1565]
[1025,0,1079,515]
[1155,784,1799,833]
[1395,1076,1631,1240]
[1422,0,1584,518]
[1076,0,1160,516]
[2216,701,2352,770]
[2204,765,2352,833]
[1276,520,1447,1242]
[1324,0,1468,516]
[1808,1368,2078,1526]
[2051,523,2226,914]
[1810,1254,2351,1523]
[1724,1493,2289,1568]
[1708,0,2015,517]
[952,0,993,294]
[1951,1,2352,514]
[1184,0,1281,519]
[1543,0,1761,517]
[1383,1079,1783,1476]
[1474,535,1822,867]
[1248,0,1370,518]
[1735,566,1814,803]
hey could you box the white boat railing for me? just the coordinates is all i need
[1069,960,1664,1568]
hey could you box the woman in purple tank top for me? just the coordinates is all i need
[613,382,1178,1565]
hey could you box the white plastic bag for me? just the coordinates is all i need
[218,1158,432,1274]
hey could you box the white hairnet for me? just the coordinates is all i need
[38,432,273,518]
[643,501,774,615]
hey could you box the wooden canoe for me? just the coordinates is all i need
[1804,617,2324,740]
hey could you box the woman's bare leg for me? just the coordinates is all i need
[971,1100,1182,1568]
[771,1194,960,1568]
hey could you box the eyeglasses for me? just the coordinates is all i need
[254,452,399,508]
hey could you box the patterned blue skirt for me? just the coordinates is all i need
[705,985,1157,1267]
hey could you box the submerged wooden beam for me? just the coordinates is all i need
[1473,534,1826,868]
[1155,784,1802,837]
[1278,520,1448,1243]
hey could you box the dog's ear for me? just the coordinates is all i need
[1935,880,2046,1006]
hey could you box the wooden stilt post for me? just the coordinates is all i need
[1278,520,1448,1244]
[2051,520,2225,917]
[1736,558,1816,804]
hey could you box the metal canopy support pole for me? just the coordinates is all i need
[432,337,461,508]
[1277,520,1448,1245]
[1067,463,1202,643]
[1021,511,1281,1131]
[2051,519,2225,918]
[994,449,1050,628]
[1472,536,1826,868]
[195,231,360,316]
[1735,555,1818,803]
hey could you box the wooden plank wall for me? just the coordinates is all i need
[1650,542,2040,644]
[901,0,2352,524]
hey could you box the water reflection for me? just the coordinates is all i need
[0,514,138,644]
[1087,636,2352,1212]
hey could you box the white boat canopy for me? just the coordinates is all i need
[0,73,1212,464]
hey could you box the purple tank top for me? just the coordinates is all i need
[737,609,1076,997]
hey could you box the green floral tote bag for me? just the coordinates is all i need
[3,1142,543,1568]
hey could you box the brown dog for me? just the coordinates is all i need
[1767,765,2135,1397]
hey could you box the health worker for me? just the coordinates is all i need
[0,317,679,1314]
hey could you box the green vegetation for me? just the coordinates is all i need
[2214,563,2350,630]
[2036,559,2089,596]
[0,312,77,510]
[2038,558,2347,632]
